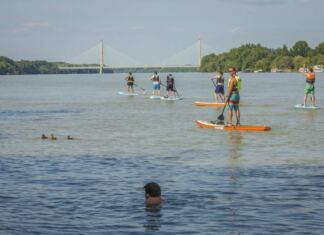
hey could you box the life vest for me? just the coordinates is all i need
[306,72,315,84]
[227,75,241,91]
[216,75,224,85]
[166,76,174,85]
[127,75,134,83]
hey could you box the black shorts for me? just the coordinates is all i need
[127,82,134,87]
[167,84,174,91]
[215,85,224,94]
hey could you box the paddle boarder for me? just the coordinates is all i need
[125,72,135,93]
[303,66,316,107]
[150,71,161,96]
[166,73,175,97]
[211,71,225,103]
[227,67,241,126]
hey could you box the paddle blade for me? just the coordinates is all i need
[217,113,224,121]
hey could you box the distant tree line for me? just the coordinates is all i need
[0,56,113,75]
[200,41,324,72]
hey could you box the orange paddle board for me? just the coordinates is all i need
[194,102,226,107]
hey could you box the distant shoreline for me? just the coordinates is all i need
[1,40,323,75]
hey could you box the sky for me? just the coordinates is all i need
[0,0,323,64]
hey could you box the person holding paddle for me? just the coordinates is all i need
[150,71,161,96]
[303,66,316,107]
[227,67,241,126]
[211,71,225,103]
[125,72,135,93]
[166,73,175,97]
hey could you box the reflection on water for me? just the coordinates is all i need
[305,109,318,122]
[226,132,243,182]
[227,132,243,161]
[144,206,162,232]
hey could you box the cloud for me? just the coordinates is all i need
[11,21,49,33]
[230,27,241,34]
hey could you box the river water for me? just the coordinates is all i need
[0,72,323,234]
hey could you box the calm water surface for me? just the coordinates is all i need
[0,73,323,234]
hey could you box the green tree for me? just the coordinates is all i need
[0,56,18,74]
[275,44,290,57]
[315,41,324,54]
[271,56,294,70]
[255,58,271,71]
[293,56,310,71]
[311,54,324,66]
[290,41,310,57]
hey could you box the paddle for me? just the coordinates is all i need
[173,86,181,98]
[159,82,169,98]
[211,91,232,125]
[161,82,181,98]
[303,63,307,73]
[134,83,146,94]
[211,78,217,89]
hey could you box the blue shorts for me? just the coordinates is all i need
[153,82,160,90]
[215,85,224,94]
[228,93,240,111]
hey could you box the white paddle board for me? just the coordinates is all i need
[149,95,162,100]
[160,96,183,101]
[118,91,138,96]
[294,104,320,109]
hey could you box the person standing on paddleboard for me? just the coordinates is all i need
[227,67,241,126]
[212,71,225,103]
[303,66,316,107]
[150,71,161,96]
[125,72,134,93]
[166,74,175,97]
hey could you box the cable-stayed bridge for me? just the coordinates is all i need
[59,39,214,73]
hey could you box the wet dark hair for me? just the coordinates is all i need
[144,182,161,197]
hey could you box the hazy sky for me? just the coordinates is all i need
[0,0,323,64]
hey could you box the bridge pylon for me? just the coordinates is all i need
[99,40,104,74]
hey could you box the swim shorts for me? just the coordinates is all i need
[167,84,174,91]
[304,83,315,95]
[215,85,224,94]
[228,93,240,111]
[153,82,160,90]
